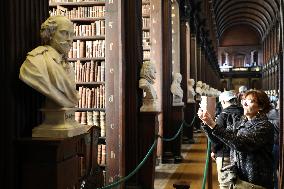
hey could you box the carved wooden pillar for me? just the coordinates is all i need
[161,0,174,164]
[1,0,49,188]
[123,0,142,188]
[180,21,195,144]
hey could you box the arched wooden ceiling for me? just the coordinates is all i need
[212,0,279,39]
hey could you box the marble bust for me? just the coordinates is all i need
[139,61,159,112]
[170,73,184,106]
[195,80,203,101]
[187,78,196,103]
[19,15,88,138]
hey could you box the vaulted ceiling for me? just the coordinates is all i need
[211,0,280,40]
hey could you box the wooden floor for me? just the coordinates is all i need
[154,132,219,189]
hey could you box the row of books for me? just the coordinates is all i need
[50,6,105,19]
[73,21,105,37]
[98,144,106,166]
[143,31,150,38]
[68,40,105,58]
[142,4,150,15]
[75,111,106,137]
[143,50,150,59]
[50,0,104,2]
[70,60,105,82]
[142,17,150,28]
[143,38,150,48]
[78,86,105,109]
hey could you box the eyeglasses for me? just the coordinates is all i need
[241,99,256,106]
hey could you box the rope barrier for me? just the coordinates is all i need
[81,115,203,189]
[96,140,158,189]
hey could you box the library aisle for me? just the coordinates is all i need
[154,133,218,189]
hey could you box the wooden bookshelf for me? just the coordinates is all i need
[49,0,107,186]
[142,1,151,62]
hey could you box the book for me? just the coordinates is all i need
[199,96,216,118]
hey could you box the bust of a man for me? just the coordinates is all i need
[139,61,158,111]
[187,78,196,103]
[170,73,184,106]
[19,15,78,108]
[19,15,88,138]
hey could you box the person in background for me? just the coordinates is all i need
[198,89,274,189]
[203,91,243,189]
[267,98,280,189]
[236,85,247,107]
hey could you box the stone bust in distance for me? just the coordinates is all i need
[170,73,184,106]
[139,61,159,112]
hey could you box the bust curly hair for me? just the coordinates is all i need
[40,15,68,45]
[140,61,156,84]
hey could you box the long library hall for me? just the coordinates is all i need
[1,0,284,189]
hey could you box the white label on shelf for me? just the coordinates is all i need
[109,0,114,4]
[109,95,114,102]
[110,42,113,50]
[111,151,116,159]
[110,123,114,129]
[108,22,113,28]
[110,68,114,73]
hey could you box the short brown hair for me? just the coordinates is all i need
[243,90,271,114]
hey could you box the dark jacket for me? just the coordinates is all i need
[212,114,274,189]
[202,105,243,157]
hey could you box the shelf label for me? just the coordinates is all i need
[111,151,116,159]
[110,68,114,73]
[108,22,113,28]
[108,0,114,4]
[110,42,113,50]
[109,95,114,102]
[110,123,114,129]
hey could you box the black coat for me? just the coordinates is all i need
[202,105,243,157]
[212,114,274,189]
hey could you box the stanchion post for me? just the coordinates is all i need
[207,139,212,189]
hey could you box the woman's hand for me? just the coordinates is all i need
[197,108,216,129]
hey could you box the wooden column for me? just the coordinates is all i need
[138,112,159,189]
[161,0,174,164]
[1,1,49,188]
[123,0,142,188]
[180,21,195,144]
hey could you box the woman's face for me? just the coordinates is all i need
[242,94,260,119]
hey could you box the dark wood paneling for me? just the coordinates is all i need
[1,0,49,188]
[124,0,142,188]
[161,0,173,162]
[105,0,125,185]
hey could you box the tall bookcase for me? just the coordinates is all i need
[49,0,108,185]
[142,0,150,62]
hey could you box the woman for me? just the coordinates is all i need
[198,90,274,189]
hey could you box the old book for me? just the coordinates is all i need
[199,96,216,118]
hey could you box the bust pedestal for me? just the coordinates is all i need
[140,98,159,112]
[162,105,184,163]
[32,108,90,138]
